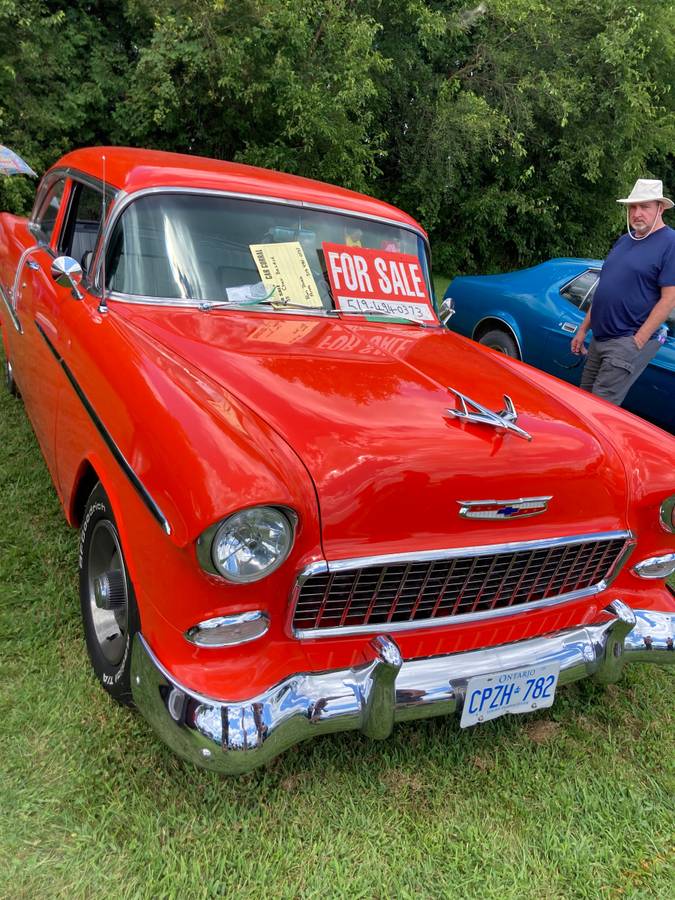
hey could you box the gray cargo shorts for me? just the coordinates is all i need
[579,335,659,406]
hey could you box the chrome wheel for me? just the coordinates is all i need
[86,519,129,666]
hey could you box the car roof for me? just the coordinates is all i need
[52,146,424,234]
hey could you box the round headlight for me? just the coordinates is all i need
[201,506,295,583]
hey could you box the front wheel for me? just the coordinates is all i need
[478,328,519,358]
[79,483,139,705]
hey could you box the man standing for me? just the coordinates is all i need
[571,179,675,405]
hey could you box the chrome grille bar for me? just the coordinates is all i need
[291,531,634,638]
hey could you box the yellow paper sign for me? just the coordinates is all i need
[249,241,324,309]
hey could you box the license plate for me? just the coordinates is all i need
[460,661,560,728]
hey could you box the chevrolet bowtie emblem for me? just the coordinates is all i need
[445,389,532,441]
[457,496,552,520]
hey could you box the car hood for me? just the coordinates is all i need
[123,309,628,558]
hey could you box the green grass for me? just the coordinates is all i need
[433,274,452,305]
[0,347,674,899]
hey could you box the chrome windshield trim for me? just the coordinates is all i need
[96,290,338,314]
[91,185,431,301]
[289,531,635,639]
[34,319,171,535]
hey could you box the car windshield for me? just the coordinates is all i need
[105,193,436,323]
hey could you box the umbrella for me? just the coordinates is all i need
[0,145,38,177]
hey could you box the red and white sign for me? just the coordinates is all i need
[322,243,436,322]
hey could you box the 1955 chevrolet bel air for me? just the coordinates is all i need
[1,147,674,774]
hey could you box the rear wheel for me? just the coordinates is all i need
[478,328,519,358]
[79,483,139,705]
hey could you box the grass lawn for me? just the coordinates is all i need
[433,273,452,305]
[0,345,673,899]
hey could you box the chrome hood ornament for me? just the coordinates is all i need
[446,389,532,441]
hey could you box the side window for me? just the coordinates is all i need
[59,182,104,272]
[560,270,599,310]
[34,180,66,244]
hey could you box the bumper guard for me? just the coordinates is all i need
[131,600,674,774]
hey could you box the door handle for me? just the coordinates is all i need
[560,322,577,334]
[26,259,41,271]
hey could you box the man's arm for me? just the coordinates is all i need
[571,309,591,354]
[634,285,675,349]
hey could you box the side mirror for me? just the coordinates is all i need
[439,297,455,327]
[51,256,83,300]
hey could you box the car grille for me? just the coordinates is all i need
[291,535,630,635]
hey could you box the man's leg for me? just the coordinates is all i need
[579,338,603,392]
[590,336,660,406]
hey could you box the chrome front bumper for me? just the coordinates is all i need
[131,601,674,775]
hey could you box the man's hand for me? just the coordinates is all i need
[633,285,675,350]
[571,332,587,354]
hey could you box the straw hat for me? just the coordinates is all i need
[617,179,673,209]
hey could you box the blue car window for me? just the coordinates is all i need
[560,270,600,310]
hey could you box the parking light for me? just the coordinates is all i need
[633,553,675,579]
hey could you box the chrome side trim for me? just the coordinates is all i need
[472,316,523,359]
[289,531,635,639]
[34,319,171,535]
[0,282,21,333]
[131,602,675,774]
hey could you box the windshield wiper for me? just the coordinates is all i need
[199,298,323,312]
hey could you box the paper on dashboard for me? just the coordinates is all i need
[249,241,323,308]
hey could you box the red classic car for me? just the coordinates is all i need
[1,147,674,774]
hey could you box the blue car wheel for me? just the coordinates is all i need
[478,328,519,358]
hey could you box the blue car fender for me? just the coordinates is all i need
[470,310,525,359]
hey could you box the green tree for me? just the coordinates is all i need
[0,0,149,213]
[1,0,673,275]
[115,0,389,192]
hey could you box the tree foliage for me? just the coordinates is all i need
[1,0,673,274]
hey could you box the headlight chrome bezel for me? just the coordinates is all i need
[196,505,297,583]
[659,495,675,534]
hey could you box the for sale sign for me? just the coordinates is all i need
[322,243,436,323]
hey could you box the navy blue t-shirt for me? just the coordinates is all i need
[591,225,675,341]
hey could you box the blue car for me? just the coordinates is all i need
[443,258,675,433]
